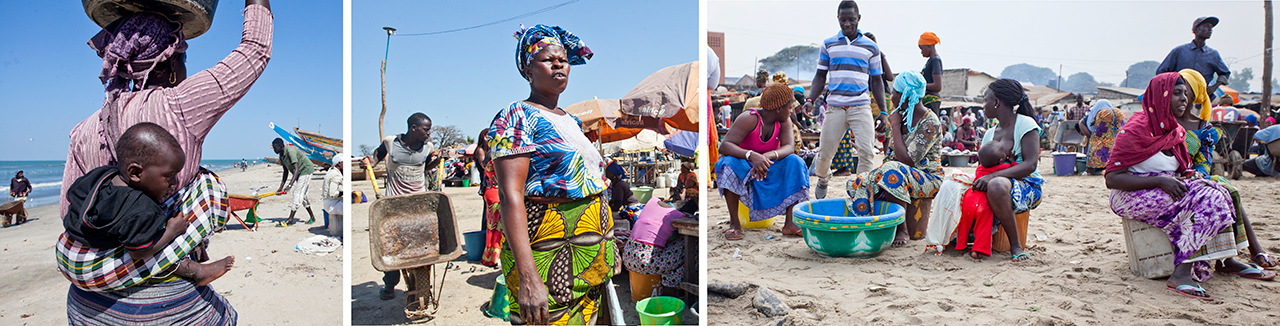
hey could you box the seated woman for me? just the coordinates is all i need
[951,117,980,151]
[621,198,687,297]
[1106,72,1274,302]
[1083,100,1124,175]
[845,71,944,247]
[1176,69,1277,269]
[972,79,1045,262]
[716,83,810,240]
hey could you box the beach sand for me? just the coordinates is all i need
[707,154,1280,325]
[0,163,342,325]
[349,177,696,325]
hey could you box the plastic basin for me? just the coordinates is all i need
[1052,153,1076,176]
[632,187,654,203]
[636,296,685,325]
[463,230,485,261]
[792,199,905,258]
[629,270,662,302]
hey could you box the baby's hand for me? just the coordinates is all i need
[167,215,189,232]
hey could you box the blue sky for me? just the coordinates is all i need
[351,0,698,153]
[0,1,342,161]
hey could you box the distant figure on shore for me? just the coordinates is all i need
[272,138,316,225]
[1158,16,1230,99]
[9,171,31,200]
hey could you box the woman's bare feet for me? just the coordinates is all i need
[781,224,803,237]
[970,251,988,260]
[177,256,236,286]
[892,227,909,248]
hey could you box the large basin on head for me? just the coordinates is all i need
[792,199,905,258]
[83,0,219,39]
[369,192,463,272]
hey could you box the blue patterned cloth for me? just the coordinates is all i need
[487,101,607,199]
[715,154,810,221]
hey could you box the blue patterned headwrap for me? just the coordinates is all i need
[893,70,927,133]
[513,24,592,81]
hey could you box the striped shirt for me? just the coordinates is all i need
[817,30,882,107]
[61,5,273,217]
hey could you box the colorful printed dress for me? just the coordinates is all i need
[1186,125,1249,248]
[846,110,944,216]
[830,129,859,171]
[480,160,501,267]
[1086,107,1125,169]
[488,101,615,325]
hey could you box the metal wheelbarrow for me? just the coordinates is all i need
[369,192,464,320]
[1209,121,1257,180]
[226,191,279,231]
[1,198,27,227]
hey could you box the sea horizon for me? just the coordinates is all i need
[1,159,267,209]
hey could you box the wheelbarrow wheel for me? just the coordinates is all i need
[403,266,436,320]
[1229,151,1245,180]
[1210,152,1225,177]
[2,214,10,228]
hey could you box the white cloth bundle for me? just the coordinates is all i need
[925,171,975,253]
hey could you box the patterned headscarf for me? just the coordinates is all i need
[1105,72,1191,174]
[513,24,592,81]
[1177,68,1213,121]
[88,12,187,94]
[1084,99,1113,130]
[893,70,927,133]
[771,72,788,85]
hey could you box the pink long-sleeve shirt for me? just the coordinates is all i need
[61,5,273,217]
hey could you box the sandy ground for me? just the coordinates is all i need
[707,154,1280,325]
[0,163,343,326]
[348,177,699,325]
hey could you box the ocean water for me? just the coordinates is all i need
[0,159,264,209]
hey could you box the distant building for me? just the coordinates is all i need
[940,68,998,99]
[1096,86,1143,102]
[708,31,726,87]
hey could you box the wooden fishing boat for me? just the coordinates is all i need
[295,127,342,153]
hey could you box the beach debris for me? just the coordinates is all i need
[708,282,752,298]
[1029,306,1041,312]
[717,220,729,225]
[245,256,252,261]
[1069,260,1080,265]
[867,285,887,292]
[983,280,994,287]
[295,235,341,256]
[245,271,253,277]
[764,234,776,241]
[20,313,31,318]
[732,248,741,259]
[1034,234,1048,242]
[753,287,789,317]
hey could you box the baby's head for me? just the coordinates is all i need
[116,122,185,203]
[977,144,1005,168]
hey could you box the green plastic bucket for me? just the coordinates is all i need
[484,275,509,320]
[636,296,684,325]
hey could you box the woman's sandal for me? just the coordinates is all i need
[724,229,744,241]
[1011,253,1030,262]
[1167,284,1213,301]
[1253,253,1279,269]
[1225,263,1276,281]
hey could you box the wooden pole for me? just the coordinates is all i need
[1264,0,1274,118]
[380,60,387,140]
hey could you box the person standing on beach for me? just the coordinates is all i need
[59,1,272,323]
[919,32,943,115]
[360,112,441,300]
[804,0,887,198]
[1158,16,1230,102]
[9,171,31,200]
[272,138,316,226]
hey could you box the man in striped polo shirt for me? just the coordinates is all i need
[802,0,886,198]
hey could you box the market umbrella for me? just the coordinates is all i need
[601,129,665,154]
[663,130,698,157]
[619,61,700,133]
